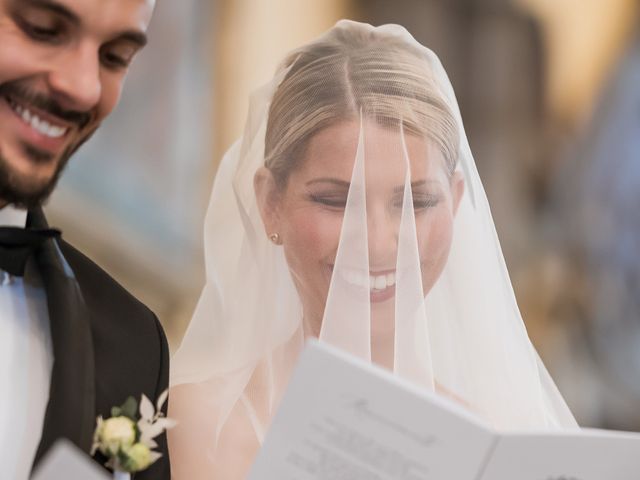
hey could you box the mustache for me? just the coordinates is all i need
[0,81,92,129]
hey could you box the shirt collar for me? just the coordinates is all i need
[0,205,28,228]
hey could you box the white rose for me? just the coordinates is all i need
[122,443,152,472]
[98,416,136,456]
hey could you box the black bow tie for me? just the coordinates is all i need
[0,226,61,277]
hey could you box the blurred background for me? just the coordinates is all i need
[46,0,640,431]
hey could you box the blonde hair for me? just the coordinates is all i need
[264,23,460,188]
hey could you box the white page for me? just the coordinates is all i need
[249,341,640,480]
[479,428,640,480]
[249,340,495,480]
[31,439,109,480]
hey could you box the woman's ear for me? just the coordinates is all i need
[451,170,465,215]
[254,167,282,239]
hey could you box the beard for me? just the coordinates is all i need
[0,80,97,209]
[0,143,73,209]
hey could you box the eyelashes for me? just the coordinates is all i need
[308,194,347,208]
[401,195,441,210]
[308,193,441,211]
[16,16,66,44]
[100,50,134,70]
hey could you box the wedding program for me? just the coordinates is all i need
[249,341,640,480]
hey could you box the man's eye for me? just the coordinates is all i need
[100,52,130,69]
[20,20,63,42]
[100,45,138,70]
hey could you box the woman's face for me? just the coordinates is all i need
[259,119,464,332]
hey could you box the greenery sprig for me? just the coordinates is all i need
[91,390,175,473]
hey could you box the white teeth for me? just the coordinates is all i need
[339,268,397,291]
[8,100,68,138]
[47,125,66,138]
[386,272,395,287]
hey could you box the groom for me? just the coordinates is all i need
[0,0,170,478]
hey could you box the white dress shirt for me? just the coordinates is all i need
[0,206,53,479]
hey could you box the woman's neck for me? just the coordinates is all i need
[304,307,395,370]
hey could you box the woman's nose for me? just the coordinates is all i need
[367,206,398,267]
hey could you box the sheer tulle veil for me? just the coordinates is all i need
[169,20,577,478]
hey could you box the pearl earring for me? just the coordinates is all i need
[269,233,281,244]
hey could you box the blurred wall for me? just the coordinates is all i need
[213,0,353,166]
[518,0,638,127]
[515,0,640,428]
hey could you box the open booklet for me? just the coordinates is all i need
[248,341,640,480]
[31,439,109,480]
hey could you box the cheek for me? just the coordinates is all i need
[281,208,342,271]
[0,37,43,82]
[416,208,454,291]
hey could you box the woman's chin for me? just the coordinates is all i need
[370,305,396,335]
[370,284,396,303]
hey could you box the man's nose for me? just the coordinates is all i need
[47,44,102,113]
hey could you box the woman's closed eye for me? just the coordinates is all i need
[308,193,348,209]
[393,193,441,211]
[413,194,441,210]
[309,192,441,212]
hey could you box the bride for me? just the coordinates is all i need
[168,20,578,478]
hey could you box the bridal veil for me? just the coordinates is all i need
[169,20,577,478]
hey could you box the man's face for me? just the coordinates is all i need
[0,0,155,208]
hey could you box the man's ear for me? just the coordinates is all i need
[254,167,282,238]
[451,170,465,215]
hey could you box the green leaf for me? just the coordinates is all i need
[116,448,134,473]
[111,406,122,418]
[119,396,139,421]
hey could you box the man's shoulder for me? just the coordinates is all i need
[57,237,169,387]
[57,239,156,324]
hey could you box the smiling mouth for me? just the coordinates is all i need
[4,95,70,139]
[334,267,396,292]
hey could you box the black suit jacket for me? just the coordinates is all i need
[28,209,171,479]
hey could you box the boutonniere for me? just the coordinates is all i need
[91,390,176,479]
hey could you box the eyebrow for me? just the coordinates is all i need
[306,178,350,188]
[20,0,80,24]
[111,30,148,48]
[19,0,148,48]
[393,180,434,194]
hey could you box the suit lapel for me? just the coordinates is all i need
[28,209,96,469]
